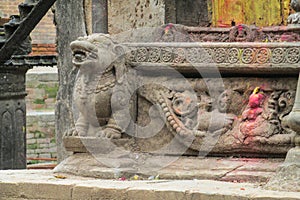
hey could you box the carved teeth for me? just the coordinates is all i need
[167,116,173,121]
[170,120,176,125]
[165,112,171,117]
[173,124,179,129]
[161,103,167,108]
[163,107,169,112]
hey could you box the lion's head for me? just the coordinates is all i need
[70,34,127,82]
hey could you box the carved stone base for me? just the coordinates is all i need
[54,152,283,182]
[265,147,300,192]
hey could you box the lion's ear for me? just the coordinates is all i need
[113,45,125,56]
[113,45,127,84]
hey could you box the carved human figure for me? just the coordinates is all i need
[67,34,131,139]
[229,24,255,42]
[239,87,277,143]
[197,90,239,135]
[241,87,265,121]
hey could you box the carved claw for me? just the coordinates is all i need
[65,128,87,137]
[98,127,122,139]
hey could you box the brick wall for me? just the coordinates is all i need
[30,44,57,55]
[26,68,58,162]
[0,0,56,45]
[26,113,57,160]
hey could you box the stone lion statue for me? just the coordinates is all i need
[67,34,134,139]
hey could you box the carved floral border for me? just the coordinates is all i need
[125,43,300,65]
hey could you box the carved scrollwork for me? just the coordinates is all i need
[285,47,300,64]
[278,91,295,119]
[126,45,300,65]
[271,48,285,64]
[148,47,161,62]
[256,48,270,64]
[160,47,173,62]
[227,48,240,63]
[127,48,136,62]
[186,48,200,63]
[173,48,185,63]
[241,48,256,64]
[136,47,148,62]
[213,48,227,63]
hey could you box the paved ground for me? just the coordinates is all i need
[0,169,299,200]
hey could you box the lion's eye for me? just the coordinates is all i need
[92,41,100,45]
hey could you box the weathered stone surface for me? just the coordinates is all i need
[63,34,298,159]
[0,170,299,200]
[136,76,296,156]
[54,152,283,182]
[108,0,165,34]
[175,0,210,26]
[265,147,300,192]
[55,0,87,162]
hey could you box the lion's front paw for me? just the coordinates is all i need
[98,127,122,139]
[65,128,87,137]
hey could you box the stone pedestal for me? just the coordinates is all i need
[265,147,300,192]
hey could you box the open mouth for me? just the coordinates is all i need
[70,41,98,65]
[73,49,88,63]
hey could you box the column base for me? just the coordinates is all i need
[265,147,300,192]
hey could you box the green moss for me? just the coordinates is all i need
[37,84,58,99]
[27,143,38,149]
[36,132,45,138]
[50,137,56,144]
[27,160,39,165]
[33,98,45,104]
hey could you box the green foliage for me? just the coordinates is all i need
[32,130,46,138]
[27,143,38,149]
[37,84,58,98]
[33,98,45,104]
[27,160,39,165]
[50,137,56,144]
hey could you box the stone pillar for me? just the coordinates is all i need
[92,0,108,33]
[265,0,300,192]
[55,0,87,162]
[0,65,30,169]
[265,74,300,192]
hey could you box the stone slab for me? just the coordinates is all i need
[0,170,299,200]
[54,153,283,183]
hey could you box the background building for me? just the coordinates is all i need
[0,0,56,55]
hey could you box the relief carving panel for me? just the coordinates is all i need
[64,33,297,157]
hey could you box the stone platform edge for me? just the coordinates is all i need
[0,170,299,200]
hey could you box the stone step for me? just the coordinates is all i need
[0,170,299,200]
[54,152,284,184]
